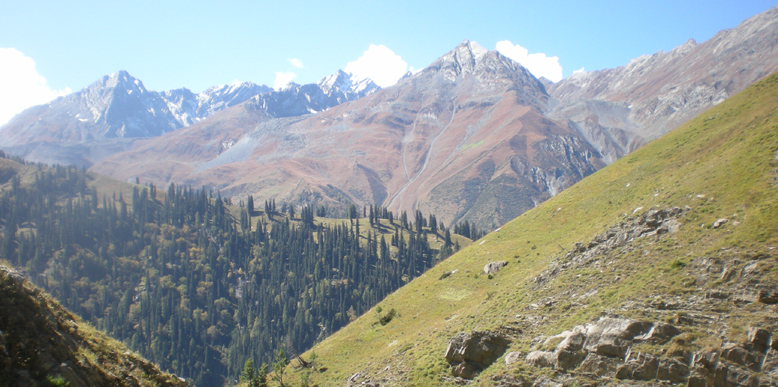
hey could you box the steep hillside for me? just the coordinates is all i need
[0,264,187,387]
[291,70,778,386]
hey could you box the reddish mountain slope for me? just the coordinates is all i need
[93,41,604,229]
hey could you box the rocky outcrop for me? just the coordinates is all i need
[445,331,510,379]
[516,315,777,386]
[523,318,678,372]
[483,261,508,275]
[533,207,685,287]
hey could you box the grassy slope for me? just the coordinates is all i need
[294,72,778,385]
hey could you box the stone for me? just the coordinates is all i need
[504,351,523,367]
[635,322,681,344]
[712,218,729,228]
[656,357,690,382]
[531,378,562,387]
[483,261,508,275]
[583,317,652,358]
[578,353,620,376]
[525,351,556,368]
[616,352,660,381]
[721,343,761,371]
[556,330,586,352]
[525,330,588,371]
[741,261,759,277]
[758,288,778,304]
[555,349,586,370]
[706,290,731,300]
[746,327,771,353]
[694,350,720,369]
[616,352,689,382]
[445,331,509,379]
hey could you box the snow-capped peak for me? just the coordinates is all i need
[468,41,488,60]
[317,70,379,96]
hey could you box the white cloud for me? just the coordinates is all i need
[345,44,408,87]
[495,40,563,82]
[573,67,586,74]
[287,58,304,69]
[0,48,71,125]
[274,72,297,90]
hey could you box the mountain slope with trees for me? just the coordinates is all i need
[0,154,472,386]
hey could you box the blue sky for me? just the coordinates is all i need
[0,0,775,124]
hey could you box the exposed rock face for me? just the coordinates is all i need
[519,316,777,386]
[445,331,510,379]
[525,318,676,372]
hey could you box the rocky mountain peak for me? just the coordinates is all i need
[671,38,698,55]
[426,40,491,78]
[99,70,148,95]
[317,70,380,96]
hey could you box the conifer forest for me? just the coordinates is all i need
[0,153,476,386]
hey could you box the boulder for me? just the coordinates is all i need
[746,327,771,353]
[483,261,508,275]
[445,331,509,379]
[635,322,681,344]
[616,352,689,382]
[694,350,720,369]
[504,351,523,367]
[583,317,652,358]
[553,330,587,370]
[758,288,778,304]
[556,330,586,352]
[656,357,690,383]
[555,349,586,371]
[578,353,620,376]
[525,351,556,368]
[712,218,729,228]
[616,352,660,381]
[525,329,587,370]
[721,343,761,371]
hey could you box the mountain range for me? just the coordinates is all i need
[0,69,378,167]
[1,6,778,387]
[2,7,777,231]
